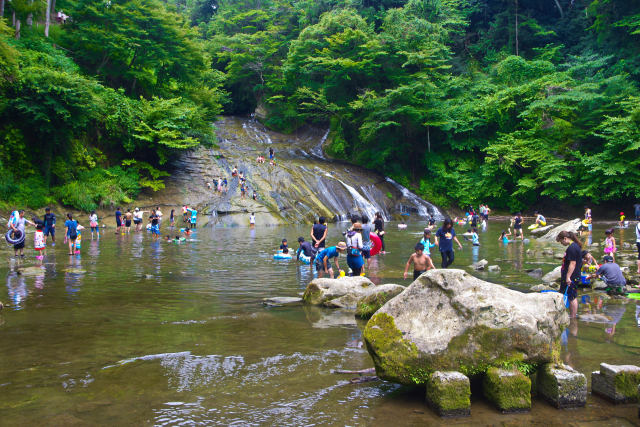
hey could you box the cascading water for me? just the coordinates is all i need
[385,178,444,219]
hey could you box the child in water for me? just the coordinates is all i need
[604,229,617,261]
[34,217,45,258]
[471,227,480,246]
[403,243,435,280]
[280,238,289,254]
[499,230,511,244]
[419,229,437,257]
[619,212,626,228]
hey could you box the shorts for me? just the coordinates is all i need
[116,219,122,227]
[560,281,578,302]
[44,226,55,237]
[362,249,371,259]
[134,219,142,224]
[414,270,426,280]
[604,247,615,254]
[514,225,522,230]
[14,241,25,250]
[125,220,132,227]
[315,258,330,272]
[91,227,99,232]
[151,225,160,235]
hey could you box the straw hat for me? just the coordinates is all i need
[336,242,347,250]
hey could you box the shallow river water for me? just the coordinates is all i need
[1,220,638,425]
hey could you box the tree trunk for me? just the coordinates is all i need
[27,13,33,27]
[12,10,15,26]
[0,0,4,18]
[45,0,51,37]
[515,0,519,56]
[15,19,21,39]
[553,0,564,18]
[51,0,56,16]
[427,125,431,153]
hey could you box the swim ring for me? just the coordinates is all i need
[273,251,292,260]
[298,253,311,265]
[5,228,25,245]
[369,233,382,257]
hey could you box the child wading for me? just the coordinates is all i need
[604,229,617,261]
[403,243,435,280]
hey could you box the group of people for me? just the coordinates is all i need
[207,177,228,194]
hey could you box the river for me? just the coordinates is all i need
[0,220,638,425]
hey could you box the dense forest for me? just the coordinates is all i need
[1,0,639,211]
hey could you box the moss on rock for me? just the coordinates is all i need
[538,363,587,408]
[356,289,402,319]
[426,371,471,417]
[302,282,324,305]
[613,370,640,403]
[483,367,531,412]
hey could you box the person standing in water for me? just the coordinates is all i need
[64,213,79,255]
[556,231,583,318]
[314,242,346,278]
[373,212,386,254]
[8,210,33,257]
[249,213,256,228]
[361,216,373,271]
[585,206,592,233]
[170,209,175,228]
[604,229,617,261]
[345,222,364,276]
[115,207,122,234]
[311,216,328,249]
[435,218,463,268]
[403,243,435,280]
[513,212,524,240]
[43,207,56,245]
[89,210,99,239]
[635,218,640,274]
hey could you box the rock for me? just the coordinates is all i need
[355,285,405,319]
[483,367,531,413]
[623,242,632,249]
[542,266,562,284]
[530,225,554,235]
[362,270,569,385]
[542,248,554,255]
[262,297,303,307]
[470,259,488,270]
[554,252,565,260]
[530,284,554,292]
[0,301,3,310]
[488,265,501,273]
[593,281,608,290]
[537,219,582,242]
[537,363,587,408]
[621,266,631,274]
[425,371,471,417]
[527,268,543,278]
[591,242,599,247]
[303,277,404,310]
[592,363,640,404]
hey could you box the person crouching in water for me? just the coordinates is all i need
[314,242,346,278]
[556,231,583,318]
[346,222,364,276]
[403,243,435,280]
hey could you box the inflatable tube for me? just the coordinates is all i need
[5,228,25,245]
[370,233,382,257]
[273,251,292,260]
[298,253,311,265]
[528,224,539,230]
[397,224,407,230]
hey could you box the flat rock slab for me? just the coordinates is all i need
[262,297,303,306]
[538,363,587,408]
[363,270,569,385]
[426,371,471,417]
[538,219,582,242]
[483,367,531,413]
[592,363,640,403]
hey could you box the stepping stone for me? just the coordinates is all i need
[538,363,587,409]
[425,371,471,417]
[483,367,531,413]
[262,297,303,306]
[592,363,640,403]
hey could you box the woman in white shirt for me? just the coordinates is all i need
[346,222,364,276]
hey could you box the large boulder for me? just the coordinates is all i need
[303,277,404,310]
[363,269,568,385]
[537,219,582,242]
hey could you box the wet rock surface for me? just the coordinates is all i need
[537,219,582,242]
[592,363,640,403]
[303,277,405,311]
[363,270,568,385]
[426,371,471,417]
[537,363,587,408]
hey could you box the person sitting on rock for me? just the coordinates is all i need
[592,255,626,295]
[403,243,435,281]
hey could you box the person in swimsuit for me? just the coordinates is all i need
[499,230,511,244]
[296,237,318,263]
[124,209,133,233]
[604,229,616,261]
[403,243,435,280]
[8,210,34,257]
[170,209,175,227]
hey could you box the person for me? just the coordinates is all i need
[534,211,547,227]
[269,147,275,162]
[156,207,163,228]
[149,210,161,238]
[361,216,373,270]
[636,219,640,274]
[124,209,133,234]
[435,218,463,268]
[314,242,346,278]
[419,228,437,257]
[249,212,256,228]
[604,229,616,261]
[232,166,238,177]
[427,217,436,230]
[311,216,328,249]
[43,207,56,245]
[403,243,435,280]
[593,256,626,294]
[33,216,45,258]
[556,231,583,318]
[345,222,364,276]
[115,207,122,234]
[296,237,317,263]
[188,207,197,229]
[64,213,79,255]
[373,212,386,254]
[89,210,99,239]
[513,212,524,240]
[499,230,511,244]
[133,208,145,232]
[207,181,212,190]
[619,211,626,228]
[484,204,491,221]
[223,177,228,192]
[170,209,175,228]
[240,183,246,199]
[252,191,258,201]
[471,227,480,246]
[584,206,592,233]
[8,210,32,257]
[280,239,289,254]
[635,203,640,221]
[182,205,188,223]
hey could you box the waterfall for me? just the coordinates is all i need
[311,128,330,159]
[385,178,444,219]
[327,174,386,221]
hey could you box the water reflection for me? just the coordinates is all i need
[6,271,27,309]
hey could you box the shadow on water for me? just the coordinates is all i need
[0,220,638,424]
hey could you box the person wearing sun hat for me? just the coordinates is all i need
[314,241,347,278]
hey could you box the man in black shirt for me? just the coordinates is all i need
[557,231,583,318]
[43,207,56,244]
[296,237,317,262]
